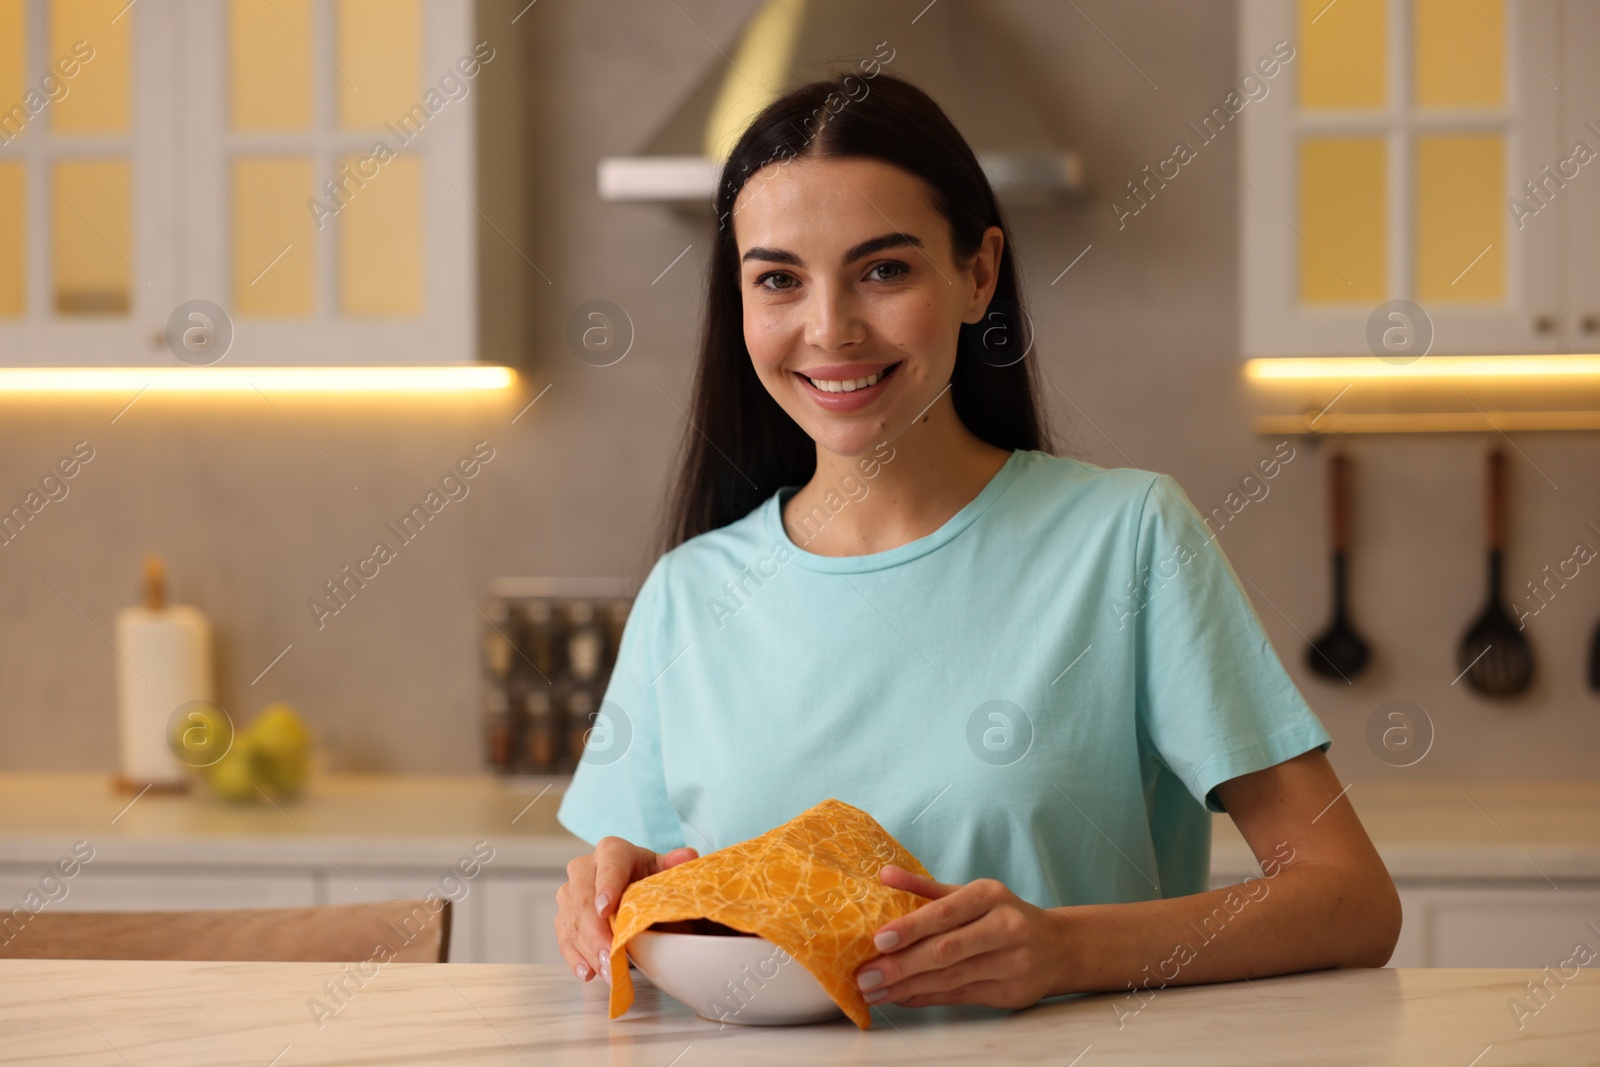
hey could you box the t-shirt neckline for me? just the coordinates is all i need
[766,449,1031,573]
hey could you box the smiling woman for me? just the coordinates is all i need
[553,71,1400,1018]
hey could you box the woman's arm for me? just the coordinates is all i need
[858,748,1402,1009]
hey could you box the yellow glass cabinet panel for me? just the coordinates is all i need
[338,152,422,316]
[0,0,23,124]
[0,162,23,315]
[1414,0,1506,107]
[48,0,129,134]
[1298,0,1386,109]
[51,158,130,314]
[232,157,315,315]
[1299,137,1388,302]
[335,0,421,130]
[1415,134,1504,302]
[230,0,314,131]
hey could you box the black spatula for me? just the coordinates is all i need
[1457,448,1534,698]
[1588,613,1600,692]
[1307,452,1370,681]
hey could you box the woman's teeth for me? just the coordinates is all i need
[805,366,891,393]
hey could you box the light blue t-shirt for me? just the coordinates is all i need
[556,449,1330,908]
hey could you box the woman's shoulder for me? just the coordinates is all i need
[1010,449,1177,515]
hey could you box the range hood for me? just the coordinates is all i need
[598,0,1084,209]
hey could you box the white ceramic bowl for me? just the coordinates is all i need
[625,929,845,1026]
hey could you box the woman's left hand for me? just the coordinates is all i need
[853,865,1068,1009]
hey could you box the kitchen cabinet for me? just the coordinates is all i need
[1239,0,1597,357]
[1561,0,1600,344]
[480,874,568,966]
[1203,874,1600,967]
[0,0,477,365]
[1398,884,1600,967]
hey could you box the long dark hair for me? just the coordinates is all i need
[658,70,1054,554]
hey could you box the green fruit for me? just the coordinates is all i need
[207,744,259,803]
[248,703,311,796]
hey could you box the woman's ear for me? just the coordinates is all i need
[962,226,1006,323]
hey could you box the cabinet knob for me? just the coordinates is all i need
[1581,314,1600,335]
[1533,314,1558,334]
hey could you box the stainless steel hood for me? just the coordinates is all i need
[597,0,1084,208]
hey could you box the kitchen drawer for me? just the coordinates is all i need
[480,873,566,965]
[0,865,316,912]
[1400,884,1600,968]
[320,868,484,963]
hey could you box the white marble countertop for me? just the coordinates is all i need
[1,773,1597,881]
[3,959,1594,1065]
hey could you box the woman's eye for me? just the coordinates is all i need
[754,271,797,292]
[867,261,908,282]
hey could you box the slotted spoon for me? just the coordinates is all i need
[1457,448,1534,698]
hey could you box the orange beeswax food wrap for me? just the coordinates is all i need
[606,798,934,1030]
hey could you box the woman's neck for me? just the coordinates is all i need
[782,396,1014,557]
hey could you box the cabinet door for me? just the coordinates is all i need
[177,0,477,365]
[320,868,483,963]
[1562,0,1600,350]
[0,0,179,363]
[0,0,477,365]
[1399,884,1600,967]
[480,873,566,965]
[1241,0,1565,357]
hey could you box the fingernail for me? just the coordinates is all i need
[575,961,591,980]
[594,893,609,914]
[599,956,612,985]
[856,968,883,991]
[874,930,900,951]
[865,987,889,1003]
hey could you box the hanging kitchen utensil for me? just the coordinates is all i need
[1307,452,1370,681]
[1457,448,1534,698]
[1587,615,1600,692]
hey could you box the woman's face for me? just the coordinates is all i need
[731,156,1003,459]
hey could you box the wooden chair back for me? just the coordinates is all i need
[0,898,451,963]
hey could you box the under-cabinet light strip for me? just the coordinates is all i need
[0,366,517,393]
[1245,355,1600,381]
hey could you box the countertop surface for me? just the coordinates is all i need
[3,959,1593,1066]
[1,773,1597,879]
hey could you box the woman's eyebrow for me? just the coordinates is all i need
[740,232,924,268]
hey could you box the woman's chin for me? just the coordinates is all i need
[798,421,894,459]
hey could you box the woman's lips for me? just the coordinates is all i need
[794,361,901,412]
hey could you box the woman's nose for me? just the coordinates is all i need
[803,285,866,351]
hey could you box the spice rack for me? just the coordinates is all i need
[478,577,638,782]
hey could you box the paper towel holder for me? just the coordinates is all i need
[111,553,201,797]
[142,553,165,612]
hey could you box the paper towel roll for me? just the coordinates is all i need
[115,604,214,785]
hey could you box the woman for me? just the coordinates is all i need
[554,71,1400,1012]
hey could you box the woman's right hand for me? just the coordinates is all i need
[555,836,699,984]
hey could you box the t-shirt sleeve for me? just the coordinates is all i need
[555,557,689,852]
[1131,473,1331,813]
